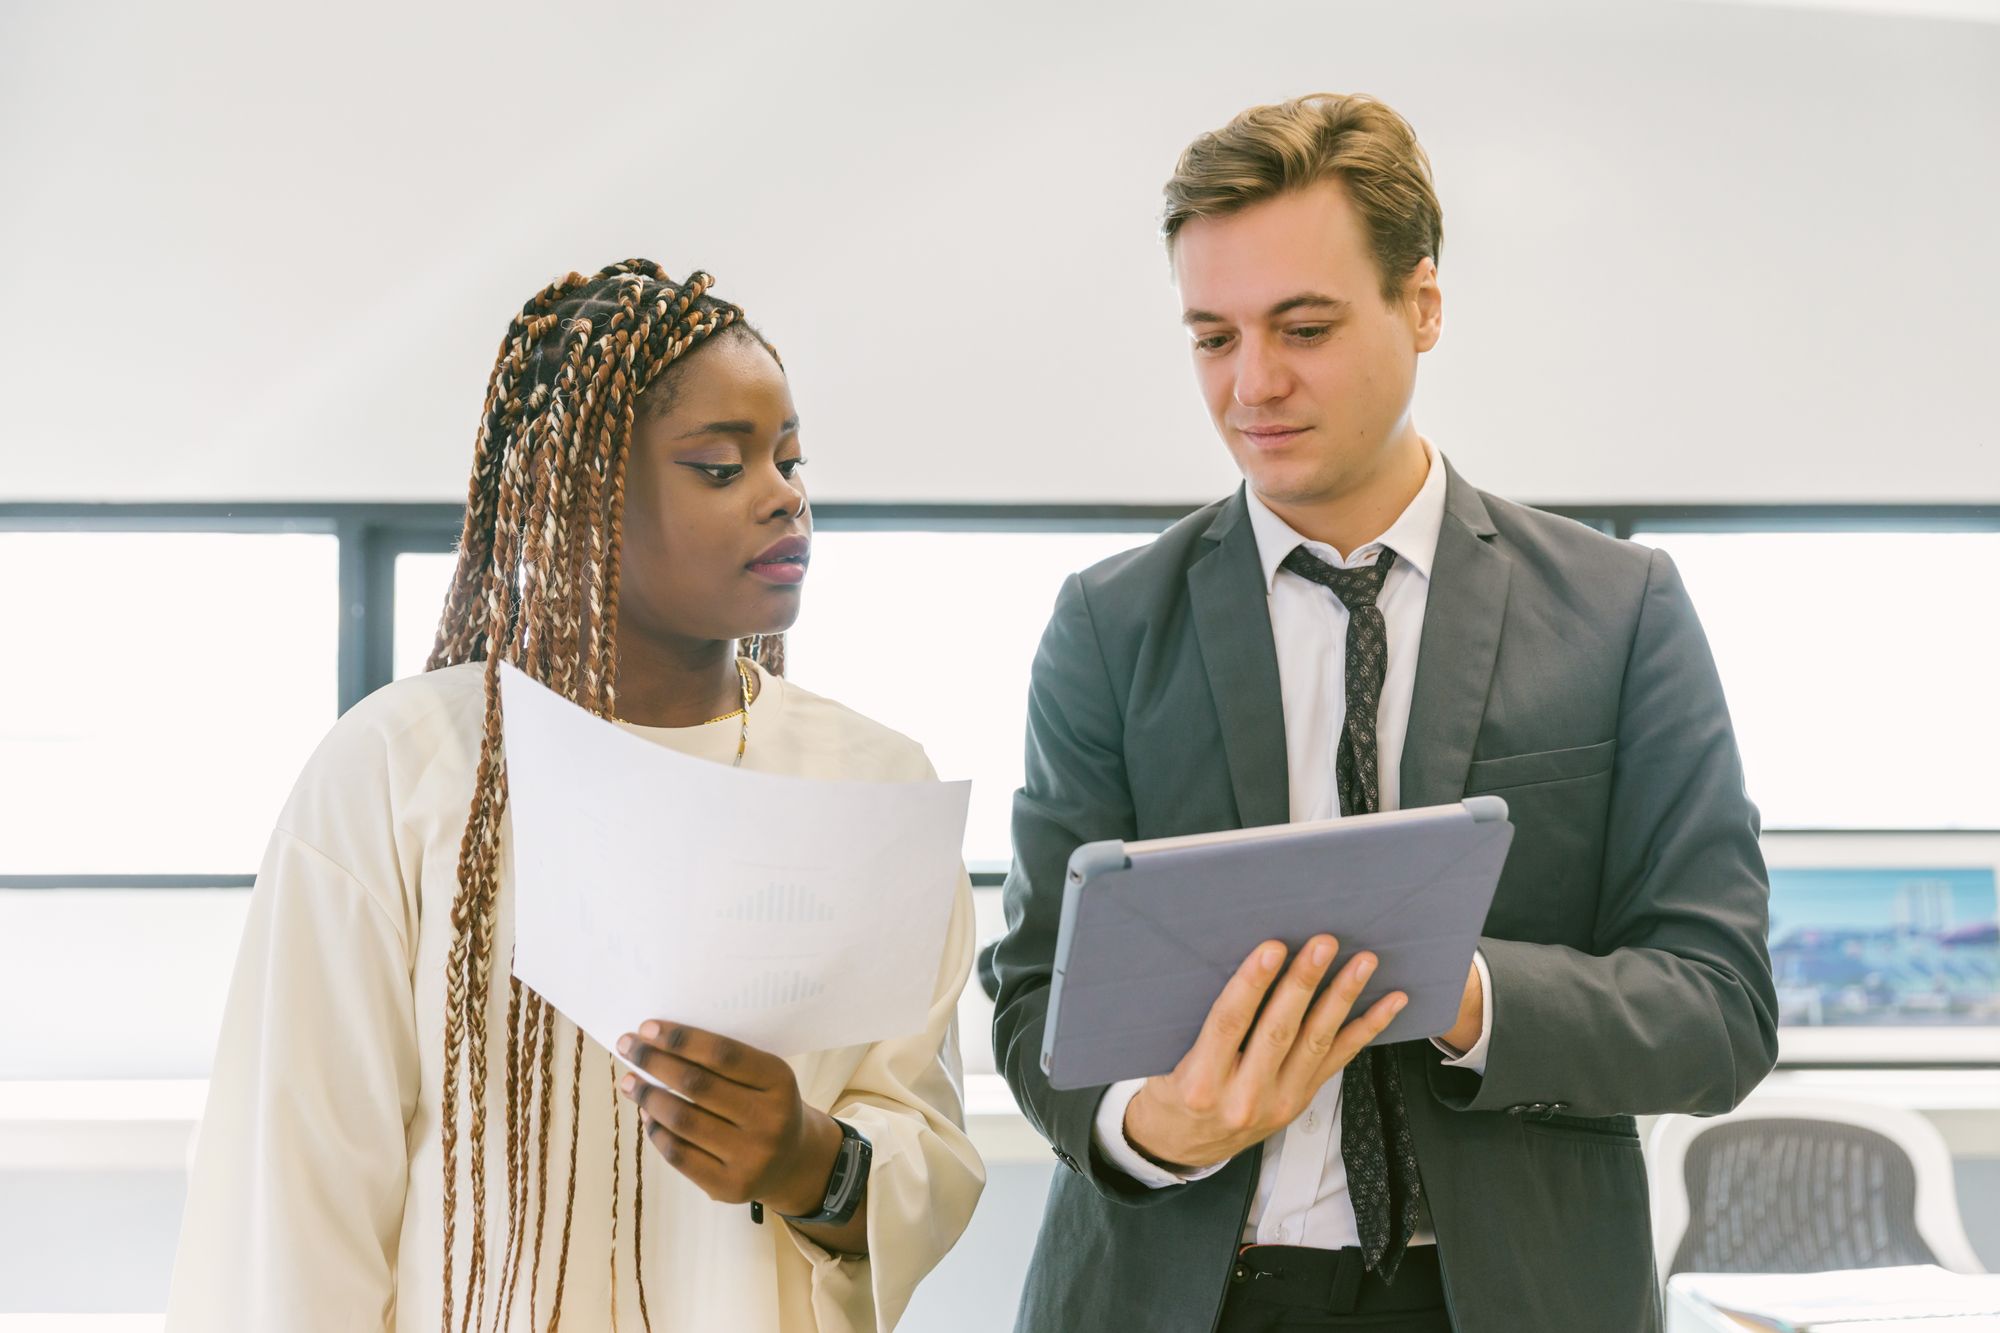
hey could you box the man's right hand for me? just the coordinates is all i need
[1122,935,1406,1173]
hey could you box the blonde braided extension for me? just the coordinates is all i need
[493,983,540,1331]
[422,260,780,1331]
[525,997,559,1323]
[431,276,589,671]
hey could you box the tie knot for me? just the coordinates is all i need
[1282,545,1397,610]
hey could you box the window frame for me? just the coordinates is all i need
[4,497,1996,894]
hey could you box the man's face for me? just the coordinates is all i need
[1172,180,1440,508]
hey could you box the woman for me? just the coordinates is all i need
[168,261,984,1331]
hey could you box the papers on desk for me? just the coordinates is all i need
[1673,1266,2000,1330]
[498,663,971,1061]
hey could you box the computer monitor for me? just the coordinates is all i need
[1761,831,2000,1066]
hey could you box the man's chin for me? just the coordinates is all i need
[1240,460,1341,509]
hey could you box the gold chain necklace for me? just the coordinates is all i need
[728,656,752,767]
[632,659,755,765]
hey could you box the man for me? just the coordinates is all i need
[990,93,1777,1332]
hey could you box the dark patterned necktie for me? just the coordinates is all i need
[1280,544,1423,1282]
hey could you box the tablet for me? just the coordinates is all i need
[1039,797,1513,1090]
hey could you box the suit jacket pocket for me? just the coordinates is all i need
[1521,1111,1641,1146]
[1465,738,1617,793]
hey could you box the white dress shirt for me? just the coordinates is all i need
[1090,442,1494,1250]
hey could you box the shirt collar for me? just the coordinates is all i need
[1244,440,1448,595]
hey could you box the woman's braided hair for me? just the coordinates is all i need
[426,259,782,1330]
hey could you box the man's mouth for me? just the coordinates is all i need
[1238,425,1312,450]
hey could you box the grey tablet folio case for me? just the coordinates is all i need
[1039,797,1514,1090]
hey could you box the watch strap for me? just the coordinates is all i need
[778,1118,871,1228]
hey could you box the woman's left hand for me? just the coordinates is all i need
[616,1022,842,1217]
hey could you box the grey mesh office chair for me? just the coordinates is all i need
[1649,1097,1986,1279]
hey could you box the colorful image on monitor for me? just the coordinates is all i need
[1769,866,2000,1026]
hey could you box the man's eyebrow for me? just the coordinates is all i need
[1269,293,1347,318]
[676,416,801,439]
[1181,293,1349,326]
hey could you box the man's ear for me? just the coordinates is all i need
[1407,258,1442,353]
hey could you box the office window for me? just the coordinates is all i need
[0,532,340,874]
[1632,531,2000,829]
[785,530,1156,868]
[0,889,248,1078]
[394,550,459,680]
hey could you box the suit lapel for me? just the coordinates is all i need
[1401,463,1511,809]
[1187,489,1290,830]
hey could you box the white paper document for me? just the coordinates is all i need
[498,663,971,1060]
[1672,1266,2000,1330]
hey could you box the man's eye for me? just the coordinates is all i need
[778,457,808,479]
[1289,325,1330,341]
[1193,334,1232,353]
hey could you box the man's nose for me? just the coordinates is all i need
[1233,340,1289,407]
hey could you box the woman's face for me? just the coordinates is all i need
[616,332,810,654]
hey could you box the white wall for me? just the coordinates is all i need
[1,0,1995,508]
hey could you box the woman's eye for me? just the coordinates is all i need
[688,463,744,482]
[778,457,808,479]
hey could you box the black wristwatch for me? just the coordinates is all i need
[779,1119,872,1227]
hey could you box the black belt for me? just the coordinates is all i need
[1229,1243,1446,1316]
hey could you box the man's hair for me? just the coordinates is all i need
[1162,93,1443,304]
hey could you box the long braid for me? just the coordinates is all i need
[525,997,559,1323]
[490,976,525,1333]
[454,395,547,1333]
[632,1101,654,1333]
[432,276,588,671]
[461,313,596,1333]
[608,1060,623,1325]
[495,986,541,1330]
[427,261,771,1331]
[547,1029,587,1332]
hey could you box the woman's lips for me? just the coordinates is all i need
[747,534,809,585]
[748,559,808,586]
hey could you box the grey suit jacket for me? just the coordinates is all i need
[990,462,1778,1333]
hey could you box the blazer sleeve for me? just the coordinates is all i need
[165,826,419,1332]
[1432,546,1780,1117]
[989,574,1179,1203]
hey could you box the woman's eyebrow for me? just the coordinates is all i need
[676,417,801,439]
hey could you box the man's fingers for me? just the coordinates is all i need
[1236,934,1339,1084]
[1314,990,1409,1082]
[1181,940,1288,1085]
[1277,950,1377,1091]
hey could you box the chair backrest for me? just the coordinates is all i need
[1648,1096,1985,1279]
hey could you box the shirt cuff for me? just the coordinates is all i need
[1430,949,1493,1075]
[1090,1079,1227,1189]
